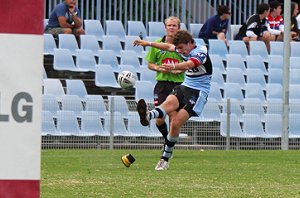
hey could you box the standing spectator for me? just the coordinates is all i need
[198,5,231,46]
[145,16,184,141]
[266,0,284,41]
[133,30,212,170]
[235,3,271,53]
[44,0,85,42]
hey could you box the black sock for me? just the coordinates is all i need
[156,122,168,139]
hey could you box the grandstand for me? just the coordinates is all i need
[42,0,300,150]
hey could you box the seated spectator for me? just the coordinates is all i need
[198,5,231,47]
[44,0,85,42]
[291,2,300,41]
[266,0,284,41]
[235,3,271,53]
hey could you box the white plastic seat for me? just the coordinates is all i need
[58,34,79,55]
[245,83,266,101]
[249,41,269,62]
[134,80,155,103]
[84,19,105,42]
[148,21,165,37]
[80,35,101,56]
[268,55,283,69]
[41,110,58,136]
[264,113,282,138]
[228,40,248,60]
[105,20,126,42]
[53,48,78,71]
[226,54,247,74]
[246,68,267,90]
[220,113,246,138]
[210,54,226,74]
[65,79,88,101]
[60,95,84,116]
[80,111,109,136]
[98,49,120,72]
[268,68,283,84]
[43,79,65,99]
[127,20,147,38]
[189,23,203,38]
[270,41,283,56]
[290,42,300,57]
[95,64,121,88]
[289,113,300,138]
[56,110,80,136]
[246,55,268,75]
[75,49,97,72]
[208,39,228,60]
[44,33,57,55]
[102,35,123,57]
[242,113,266,138]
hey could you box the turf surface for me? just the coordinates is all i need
[41,150,300,197]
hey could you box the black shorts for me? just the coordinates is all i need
[171,85,205,117]
[154,81,181,106]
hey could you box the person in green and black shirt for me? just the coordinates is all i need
[145,16,184,140]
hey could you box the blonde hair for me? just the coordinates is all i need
[164,16,181,28]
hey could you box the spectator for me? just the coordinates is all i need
[44,0,85,42]
[291,2,300,41]
[235,3,271,53]
[266,0,284,41]
[145,16,184,141]
[198,5,231,46]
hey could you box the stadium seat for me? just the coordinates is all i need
[229,24,242,40]
[211,67,225,89]
[268,55,283,69]
[43,19,49,29]
[208,39,228,61]
[290,69,300,85]
[75,49,97,72]
[127,20,147,38]
[243,98,265,122]
[53,48,79,71]
[107,95,129,117]
[80,35,101,56]
[41,110,58,136]
[60,95,84,116]
[226,68,246,89]
[264,113,282,138]
[266,83,282,102]
[290,84,300,102]
[270,41,283,56]
[118,64,139,79]
[120,50,141,71]
[290,42,300,57]
[56,110,81,136]
[134,80,155,103]
[189,23,203,38]
[226,54,247,74]
[104,111,136,136]
[84,19,105,42]
[80,111,109,136]
[139,65,157,84]
[246,68,267,90]
[249,41,269,62]
[180,22,187,30]
[98,49,120,72]
[223,99,243,119]
[102,35,123,57]
[209,54,226,74]
[95,64,121,88]
[242,113,266,138]
[58,34,79,55]
[42,66,48,79]
[148,21,165,37]
[244,83,266,101]
[220,113,246,138]
[127,112,154,137]
[105,20,126,42]
[266,100,283,114]
[44,33,57,55]
[124,35,145,58]
[246,55,268,75]
[200,100,221,122]
[208,82,223,102]
[289,113,300,138]
[42,94,60,116]
[194,38,206,46]
[223,82,244,102]
[43,79,65,99]
[65,79,88,101]
[290,57,300,69]
[228,40,248,60]
[268,68,283,84]
[84,95,107,118]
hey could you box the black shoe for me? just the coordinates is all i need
[136,99,149,126]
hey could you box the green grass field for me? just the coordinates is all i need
[41,150,300,198]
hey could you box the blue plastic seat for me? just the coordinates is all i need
[43,79,65,99]
[80,111,109,136]
[290,42,300,57]
[134,80,155,103]
[249,41,269,62]
[56,110,81,136]
[245,83,266,101]
[84,19,105,42]
[53,48,78,71]
[264,113,282,138]
[290,84,300,102]
[246,68,267,90]
[208,82,223,102]
[243,98,265,122]
[107,95,130,117]
[105,20,126,42]
[80,35,101,56]
[226,68,246,89]
[270,41,283,56]
[228,40,248,60]
[44,33,57,55]
[289,113,300,138]
[120,50,141,71]
[95,64,121,88]
[229,24,242,40]
[266,83,282,102]
[290,57,300,69]
[65,79,88,101]
[127,20,147,38]
[127,112,154,137]
[139,65,157,84]
[41,110,58,136]
[75,49,97,72]
[220,113,246,138]
[42,94,60,116]
[246,55,268,75]
[124,35,145,58]
[268,68,283,84]
[58,34,79,55]
[200,100,221,122]
[226,54,247,74]
[60,95,84,116]
[268,55,283,69]
[104,111,136,136]
[209,54,226,74]
[211,67,225,89]
[223,82,244,102]
[98,49,120,72]
[102,35,123,57]
[208,39,228,60]
[189,23,203,38]
[242,113,266,138]
[290,69,300,85]
[148,21,165,37]
[84,95,107,118]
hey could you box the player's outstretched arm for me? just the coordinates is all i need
[133,39,175,51]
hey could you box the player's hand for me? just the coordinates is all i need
[160,64,173,73]
[133,40,150,47]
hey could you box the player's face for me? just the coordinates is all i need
[165,19,180,38]
[176,42,192,56]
